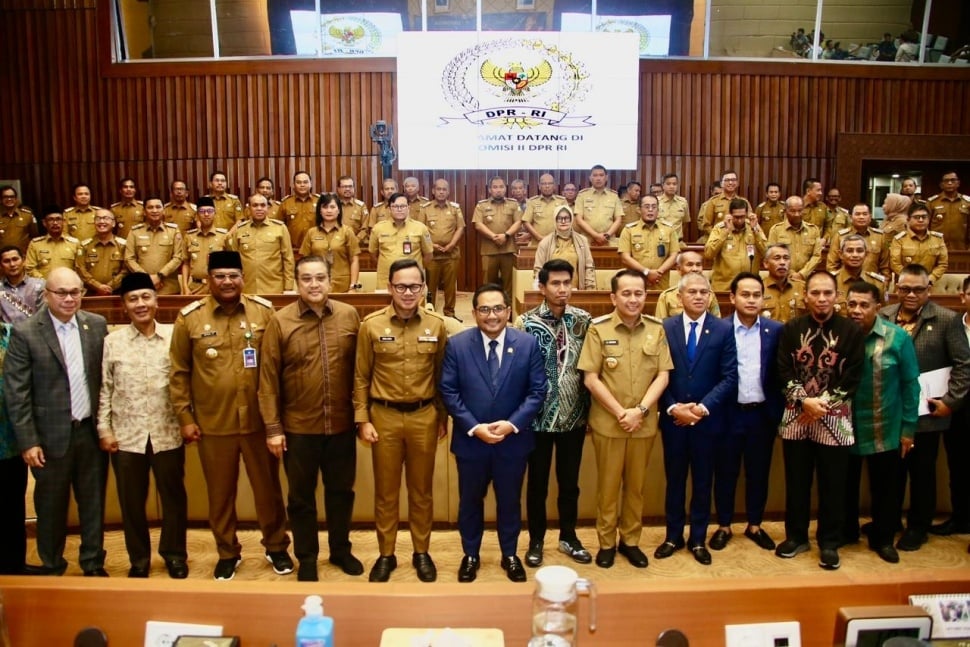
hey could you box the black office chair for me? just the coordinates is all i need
[657,628,689,647]
[74,627,108,647]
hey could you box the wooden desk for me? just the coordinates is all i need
[4,570,969,646]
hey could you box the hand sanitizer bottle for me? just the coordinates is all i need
[296,595,333,647]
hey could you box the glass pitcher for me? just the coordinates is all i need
[530,565,597,646]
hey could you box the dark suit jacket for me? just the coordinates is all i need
[3,306,108,457]
[725,314,785,423]
[441,326,547,460]
[660,313,738,431]
[879,300,970,432]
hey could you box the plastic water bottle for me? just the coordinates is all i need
[296,595,334,647]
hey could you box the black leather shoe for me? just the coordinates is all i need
[501,555,527,582]
[709,529,732,551]
[83,568,109,577]
[617,542,649,568]
[744,527,776,551]
[22,563,64,576]
[653,540,685,559]
[368,555,397,582]
[929,519,970,536]
[689,545,712,566]
[874,544,900,564]
[525,541,543,567]
[297,561,319,582]
[165,559,189,579]
[594,547,616,568]
[127,565,149,578]
[896,528,928,552]
[330,553,364,576]
[412,553,437,582]
[457,555,480,583]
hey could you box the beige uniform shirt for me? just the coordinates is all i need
[767,221,823,278]
[368,218,433,287]
[183,227,230,292]
[229,218,295,293]
[577,311,673,438]
[825,206,850,239]
[763,276,806,324]
[279,193,318,250]
[697,195,752,238]
[124,222,184,294]
[110,200,144,240]
[621,198,640,227]
[834,267,887,315]
[654,286,720,319]
[353,305,448,423]
[755,201,785,231]
[0,207,39,253]
[927,193,970,251]
[243,199,281,223]
[98,322,181,453]
[658,195,690,237]
[76,236,128,292]
[407,195,429,221]
[362,201,392,246]
[705,222,768,291]
[163,201,198,235]
[170,295,275,435]
[24,235,80,279]
[472,198,520,256]
[340,199,369,237]
[523,194,567,241]
[575,187,624,238]
[206,193,243,231]
[415,200,464,259]
[64,205,101,242]
[299,224,360,292]
[826,226,890,275]
[890,229,948,283]
[802,201,827,230]
[618,220,681,291]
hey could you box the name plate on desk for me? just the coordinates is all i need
[380,627,504,647]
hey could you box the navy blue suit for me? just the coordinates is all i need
[713,315,784,528]
[441,327,547,558]
[660,314,738,547]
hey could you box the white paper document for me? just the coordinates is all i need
[918,366,951,416]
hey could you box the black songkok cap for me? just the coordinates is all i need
[119,272,156,295]
[196,196,215,209]
[208,250,243,271]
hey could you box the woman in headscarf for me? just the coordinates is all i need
[533,206,596,289]
[881,193,912,239]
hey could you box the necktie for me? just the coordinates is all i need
[487,339,500,388]
[686,321,698,363]
[59,322,91,420]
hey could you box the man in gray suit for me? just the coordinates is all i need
[4,266,109,575]
[878,263,970,552]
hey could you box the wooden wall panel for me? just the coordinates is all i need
[2,4,969,286]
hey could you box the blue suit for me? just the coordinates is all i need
[660,314,738,547]
[713,315,784,528]
[440,327,547,557]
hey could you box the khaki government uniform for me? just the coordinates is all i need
[163,201,198,235]
[362,201,392,247]
[472,198,520,297]
[0,207,39,253]
[229,218,295,294]
[279,193,318,251]
[523,194,568,241]
[206,193,243,231]
[415,200,464,316]
[762,276,806,323]
[353,305,448,556]
[658,194,690,239]
[110,200,144,240]
[340,199,369,239]
[24,235,80,279]
[299,224,360,293]
[64,205,101,242]
[169,294,289,560]
[618,220,681,291]
[368,218,434,289]
[697,195,752,240]
[889,229,948,283]
[406,195,429,221]
[834,267,888,316]
[802,200,827,231]
[927,192,970,250]
[76,236,128,293]
[826,226,890,275]
[621,197,640,226]
[654,286,721,319]
[824,206,850,239]
[243,199,281,223]
[704,222,768,291]
[575,187,624,244]
[755,201,785,232]
[767,221,823,279]
[577,311,673,549]
[124,222,184,295]
[183,227,229,294]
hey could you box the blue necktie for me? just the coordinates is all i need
[487,339,500,388]
[686,321,698,363]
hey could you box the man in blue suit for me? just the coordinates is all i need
[710,272,784,552]
[440,283,547,582]
[655,273,738,565]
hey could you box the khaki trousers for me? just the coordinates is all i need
[592,433,655,549]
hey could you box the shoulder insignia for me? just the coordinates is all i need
[894,231,907,240]
[591,313,612,324]
[280,194,294,201]
[354,199,365,206]
[110,201,122,208]
[164,222,178,229]
[625,221,638,228]
[131,223,145,230]
[80,238,93,246]
[226,193,239,200]
[214,227,228,234]
[64,235,79,243]
[931,231,944,238]
[476,198,490,204]
[715,221,726,229]
[373,201,387,209]
[605,188,618,195]
[64,206,77,213]
[19,205,33,214]
[180,300,204,316]
[250,295,273,308]
[837,227,851,235]
[867,271,887,283]
[163,201,174,208]
[236,220,252,228]
[421,308,445,323]
[116,237,127,245]
[31,235,45,242]
[642,314,663,325]
[756,201,767,209]
[448,201,460,208]
[870,227,884,234]
[362,309,385,323]
[268,218,284,225]
[962,194,970,202]
[186,228,199,235]
[926,194,940,201]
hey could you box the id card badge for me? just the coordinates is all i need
[403,239,412,255]
[243,347,258,369]
[746,243,755,258]
[657,242,666,257]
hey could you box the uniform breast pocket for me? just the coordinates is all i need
[602,343,623,369]
[641,338,661,370]
[375,340,402,355]
[59,250,77,262]
[417,340,439,354]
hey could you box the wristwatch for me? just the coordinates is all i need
[637,404,648,416]
[350,283,363,290]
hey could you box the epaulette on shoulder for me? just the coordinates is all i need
[236,220,251,227]
[362,309,384,323]
[164,222,178,229]
[214,227,228,234]
[418,200,432,208]
[186,228,199,235]
[280,194,294,202]
[837,227,851,235]
[756,201,767,209]
[870,226,884,234]
[930,231,944,238]
[659,219,674,228]
[268,218,284,225]
[80,238,93,246]
[250,295,273,308]
[448,201,460,209]
[477,198,490,204]
[110,201,122,208]
[31,235,45,242]
[894,231,907,240]
[116,236,126,245]
[180,300,204,316]
[625,221,638,228]
[130,223,145,230]
[867,271,887,283]
[962,194,970,202]
[715,221,727,228]
[421,308,445,323]
[354,199,365,206]
[642,314,663,325]
[226,193,240,200]
[591,313,612,324]
[926,194,940,201]
[64,235,79,243]
[372,201,387,209]
[19,205,33,213]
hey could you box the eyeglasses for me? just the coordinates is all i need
[909,214,930,220]
[391,283,424,294]
[476,305,509,316]
[896,286,929,295]
[390,204,409,210]
[555,216,572,222]
[94,216,114,222]
[211,272,243,281]
[46,288,85,299]
[197,208,216,215]
[683,289,711,297]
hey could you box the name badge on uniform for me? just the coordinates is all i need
[603,339,619,345]
[379,336,395,342]
[418,336,439,342]
[243,347,258,368]
[403,239,412,254]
